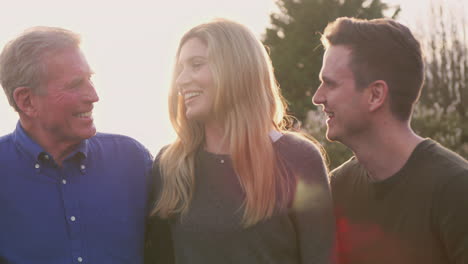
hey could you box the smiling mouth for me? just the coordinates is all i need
[184,91,202,100]
[74,111,92,118]
[324,111,334,120]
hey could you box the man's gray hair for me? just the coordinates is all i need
[0,26,81,111]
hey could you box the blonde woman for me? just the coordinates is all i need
[145,19,335,264]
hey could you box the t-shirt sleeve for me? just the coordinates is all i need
[288,141,336,264]
[433,170,468,264]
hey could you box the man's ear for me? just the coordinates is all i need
[13,87,37,117]
[367,80,388,112]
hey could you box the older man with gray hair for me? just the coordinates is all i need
[0,27,153,264]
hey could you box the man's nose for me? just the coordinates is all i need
[312,86,325,105]
[84,81,99,103]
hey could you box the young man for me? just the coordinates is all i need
[0,27,153,263]
[313,17,468,264]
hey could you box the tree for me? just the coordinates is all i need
[264,0,399,169]
[412,1,468,158]
[264,0,399,122]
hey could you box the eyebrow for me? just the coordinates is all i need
[320,75,337,85]
[66,71,95,88]
[179,55,207,64]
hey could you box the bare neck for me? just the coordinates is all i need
[20,119,79,166]
[346,121,424,182]
[204,121,229,154]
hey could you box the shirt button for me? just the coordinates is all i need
[77,257,83,262]
[62,179,67,184]
[35,163,40,169]
[80,164,86,170]
[70,216,76,222]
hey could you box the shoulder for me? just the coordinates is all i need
[149,145,172,199]
[152,144,171,168]
[87,133,153,166]
[427,142,468,235]
[0,133,14,159]
[275,132,328,183]
[275,132,324,163]
[419,139,468,175]
[419,139,468,194]
[91,132,143,145]
[329,156,363,187]
[407,140,468,192]
[330,156,360,176]
[151,144,171,178]
[89,132,151,155]
[0,133,13,146]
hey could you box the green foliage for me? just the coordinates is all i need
[264,0,399,121]
[412,1,468,159]
[413,105,468,158]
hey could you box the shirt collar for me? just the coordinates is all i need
[13,121,45,162]
[73,139,89,160]
[12,121,89,162]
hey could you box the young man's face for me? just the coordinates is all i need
[31,48,99,146]
[313,45,369,143]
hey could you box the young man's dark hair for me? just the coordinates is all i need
[321,17,424,121]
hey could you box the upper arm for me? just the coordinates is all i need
[286,141,336,264]
[433,171,468,264]
[144,148,175,264]
[148,148,166,212]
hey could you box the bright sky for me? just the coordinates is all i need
[385,0,467,27]
[0,0,465,156]
[0,0,278,155]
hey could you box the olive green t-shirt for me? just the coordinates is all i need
[331,139,468,264]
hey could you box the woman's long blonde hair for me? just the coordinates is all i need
[154,19,295,227]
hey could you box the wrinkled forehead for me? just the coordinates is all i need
[42,48,92,82]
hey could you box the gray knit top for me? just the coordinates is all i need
[146,133,335,264]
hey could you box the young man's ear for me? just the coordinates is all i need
[13,87,37,117]
[367,80,388,112]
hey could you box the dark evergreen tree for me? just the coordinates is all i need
[263,0,399,169]
[264,0,399,121]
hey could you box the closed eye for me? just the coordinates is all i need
[191,62,203,70]
[320,76,338,88]
[66,73,94,89]
[67,78,84,89]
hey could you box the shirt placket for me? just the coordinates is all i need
[60,161,86,263]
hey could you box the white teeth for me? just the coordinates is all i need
[76,111,92,118]
[184,91,202,100]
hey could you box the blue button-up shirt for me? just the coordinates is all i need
[0,122,153,264]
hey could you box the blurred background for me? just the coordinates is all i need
[0,0,466,168]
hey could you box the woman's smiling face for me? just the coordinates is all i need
[176,37,216,122]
